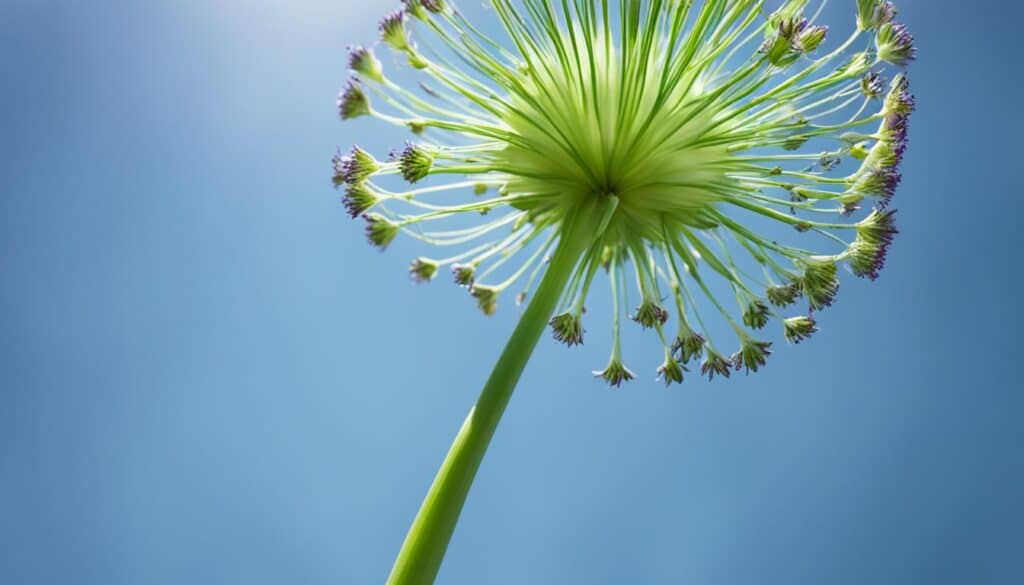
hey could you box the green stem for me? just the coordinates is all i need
[385,205,600,585]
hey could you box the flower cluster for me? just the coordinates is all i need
[334,0,915,386]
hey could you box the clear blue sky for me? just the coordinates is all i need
[2,1,1022,583]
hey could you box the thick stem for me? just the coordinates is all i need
[385,206,598,585]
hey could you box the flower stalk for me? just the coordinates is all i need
[385,199,612,585]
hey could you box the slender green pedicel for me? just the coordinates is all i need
[334,1,915,583]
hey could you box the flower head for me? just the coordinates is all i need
[594,359,635,388]
[848,209,899,280]
[403,0,444,20]
[857,0,897,31]
[395,142,434,184]
[334,0,916,386]
[742,300,770,330]
[876,22,916,67]
[701,351,733,382]
[339,145,380,186]
[767,282,802,308]
[850,165,901,208]
[673,328,706,365]
[885,73,916,115]
[550,312,585,347]
[783,316,818,344]
[348,46,384,82]
[331,150,346,188]
[343,183,379,218]
[632,300,669,330]
[337,79,370,120]
[762,17,827,67]
[364,213,399,250]
[452,263,475,287]
[731,338,772,375]
[410,257,440,283]
[800,259,841,311]
[657,352,686,387]
[379,11,410,51]
[861,71,885,98]
[470,284,498,315]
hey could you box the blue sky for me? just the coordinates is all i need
[2,1,1022,583]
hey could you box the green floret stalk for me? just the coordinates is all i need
[385,200,611,585]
